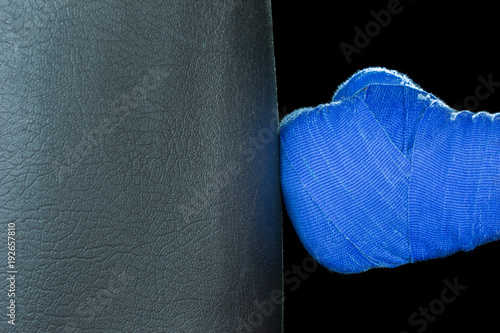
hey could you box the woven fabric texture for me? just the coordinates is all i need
[280,68,500,273]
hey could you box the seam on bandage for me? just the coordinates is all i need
[348,99,410,219]
[281,123,383,268]
[469,118,492,248]
[301,114,386,267]
[282,140,383,267]
[316,102,404,261]
[356,95,411,172]
[322,98,410,261]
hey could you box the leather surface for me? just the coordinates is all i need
[0,1,282,332]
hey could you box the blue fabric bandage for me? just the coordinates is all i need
[280,67,500,274]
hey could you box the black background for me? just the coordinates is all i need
[271,1,500,332]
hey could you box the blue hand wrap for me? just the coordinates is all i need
[280,67,500,273]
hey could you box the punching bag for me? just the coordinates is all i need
[0,1,282,331]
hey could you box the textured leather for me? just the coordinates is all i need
[0,1,282,332]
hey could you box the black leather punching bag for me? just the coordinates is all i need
[0,1,282,332]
